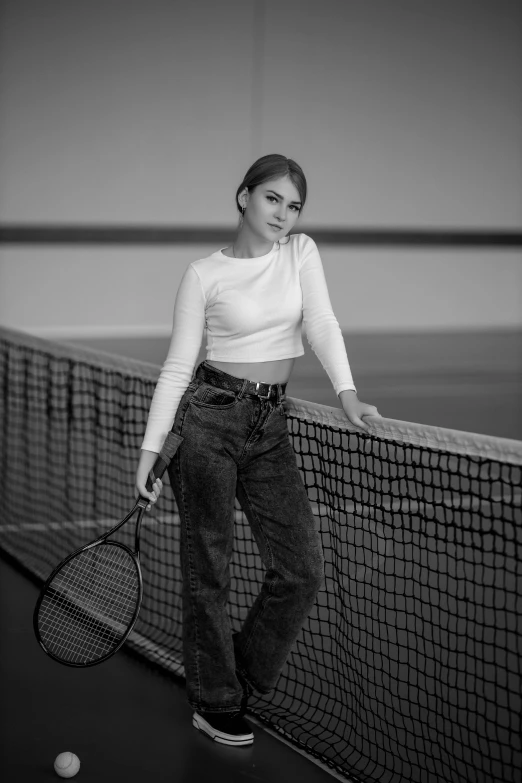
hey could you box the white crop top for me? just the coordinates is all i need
[141,232,357,453]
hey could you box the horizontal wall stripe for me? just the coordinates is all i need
[0,225,521,247]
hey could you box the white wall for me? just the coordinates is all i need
[0,0,520,337]
[0,247,520,338]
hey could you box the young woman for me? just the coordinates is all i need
[135,154,380,747]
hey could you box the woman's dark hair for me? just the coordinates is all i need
[234,154,307,243]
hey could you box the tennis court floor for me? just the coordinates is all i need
[0,552,341,783]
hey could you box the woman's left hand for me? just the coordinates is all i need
[338,390,382,434]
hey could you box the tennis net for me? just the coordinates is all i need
[0,325,520,783]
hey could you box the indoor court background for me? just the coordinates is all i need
[0,1,521,782]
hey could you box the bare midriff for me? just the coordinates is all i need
[206,357,295,386]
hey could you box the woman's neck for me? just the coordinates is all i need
[231,230,275,258]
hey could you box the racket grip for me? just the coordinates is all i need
[145,431,184,492]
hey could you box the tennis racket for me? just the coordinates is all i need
[33,431,184,667]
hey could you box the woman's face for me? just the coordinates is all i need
[241,176,302,241]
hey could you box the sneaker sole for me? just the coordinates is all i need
[192,712,254,746]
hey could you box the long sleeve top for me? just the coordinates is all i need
[141,232,357,453]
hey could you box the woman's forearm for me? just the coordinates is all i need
[338,389,357,401]
[137,448,159,479]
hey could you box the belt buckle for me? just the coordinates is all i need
[255,381,273,400]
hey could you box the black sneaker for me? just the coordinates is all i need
[192,711,254,746]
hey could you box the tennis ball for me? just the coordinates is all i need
[54,752,80,778]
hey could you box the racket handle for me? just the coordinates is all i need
[145,431,184,492]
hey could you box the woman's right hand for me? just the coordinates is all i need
[135,449,164,512]
[136,476,163,512]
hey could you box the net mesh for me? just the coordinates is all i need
[1,325,521,783]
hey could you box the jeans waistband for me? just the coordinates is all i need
[196,362,287,403]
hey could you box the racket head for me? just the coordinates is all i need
[33,540,143,667]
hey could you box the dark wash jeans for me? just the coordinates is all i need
[167,361,325,715]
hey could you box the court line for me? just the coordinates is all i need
[1,493,519,534]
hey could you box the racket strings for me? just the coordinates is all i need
[38,552,138,662]
[37,545,140,664]
[48,551,138,615]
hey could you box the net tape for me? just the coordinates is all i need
[0,326,521,783]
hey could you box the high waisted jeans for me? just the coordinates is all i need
[167,361,325,715]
